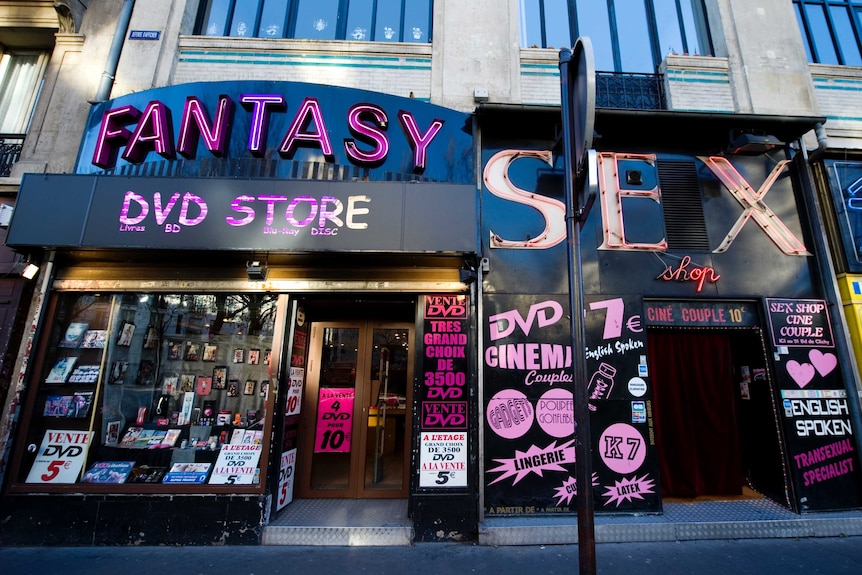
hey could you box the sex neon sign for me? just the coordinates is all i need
[91,95,445,173]
[483,150,810,257]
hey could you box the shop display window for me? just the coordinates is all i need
[14,292,278,490]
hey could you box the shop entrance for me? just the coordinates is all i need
[296,321,413,499]
[647,328,791,508]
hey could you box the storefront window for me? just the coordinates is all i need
[16,292,278,490]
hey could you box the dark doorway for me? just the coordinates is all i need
[647,328,790,507]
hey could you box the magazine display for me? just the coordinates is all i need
[45,357,77,384]
[109,361,128,384]
[26,291,274,493]
[81,461,135,484]
[59,323,89,347]
[68,365,100,384]
[80,330,107,348]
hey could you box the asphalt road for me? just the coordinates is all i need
[2,537,862,575]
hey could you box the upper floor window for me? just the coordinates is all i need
[195,0,432,43]
[0,50,49,134]
[794,0,862,66]
[519,0,712,73]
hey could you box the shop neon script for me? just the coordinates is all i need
[92,95,444,172]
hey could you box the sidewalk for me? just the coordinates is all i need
[2,537,862,575]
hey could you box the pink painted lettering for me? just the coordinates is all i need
[227,195,256,226]
[488,300,564,341]
[120,191,149,225]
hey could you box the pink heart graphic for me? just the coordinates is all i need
[809,349,837,377]
[786,360,815,388]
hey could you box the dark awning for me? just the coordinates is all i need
[476,102,825,153]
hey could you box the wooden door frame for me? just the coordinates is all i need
[296,321,413,499]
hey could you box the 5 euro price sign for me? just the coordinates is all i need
[26,430,93,483]
[208,444,263,485]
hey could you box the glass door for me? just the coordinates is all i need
[297,321,412,498]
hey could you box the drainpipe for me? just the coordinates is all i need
[796,141,862,484]
[807,122,829,163]
[91,0,136,104]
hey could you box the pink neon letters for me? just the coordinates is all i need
[92,94,444,172]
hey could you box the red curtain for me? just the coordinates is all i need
[648,330,744,497]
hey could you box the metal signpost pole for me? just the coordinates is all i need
[559,39,597,575]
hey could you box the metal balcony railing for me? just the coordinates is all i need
[596,71,665,110]
[0,134,24,177]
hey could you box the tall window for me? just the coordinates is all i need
[196,0,432,43]
[794,0,862,66]
[0,51,49,134]
[519,0,712,73]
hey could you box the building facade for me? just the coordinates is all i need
[1,0,862,545]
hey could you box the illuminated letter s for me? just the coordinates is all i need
[483,150,566,249]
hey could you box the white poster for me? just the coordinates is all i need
[26,430,93,483]
[286,367,304,416]
[276,448,297,511]
[419,432,467,488]
[208,444,262,485]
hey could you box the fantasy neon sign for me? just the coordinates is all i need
[91,94,445,173]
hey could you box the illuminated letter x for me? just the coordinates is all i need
[700,156,810,255]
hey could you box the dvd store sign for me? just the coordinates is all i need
[118,189,372,237]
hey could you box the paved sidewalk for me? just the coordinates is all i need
[2,536,862,575]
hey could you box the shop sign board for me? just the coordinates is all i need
[419,432,467,487]
[765,298,862,510]
[643,300,759,328]
[276,448,297,510]
[208,444,262,484]
[286,367,304,416]
[417,295,470,489]
[7,175,476,254]
[25,430,93,483]
[766,298,834,348]
[76,81,473,185]
[313,387,354,453]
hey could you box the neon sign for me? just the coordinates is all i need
[92,95,445,173]
[699,155,810,255]
[657,255,720,292]
[483,149,811,257]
